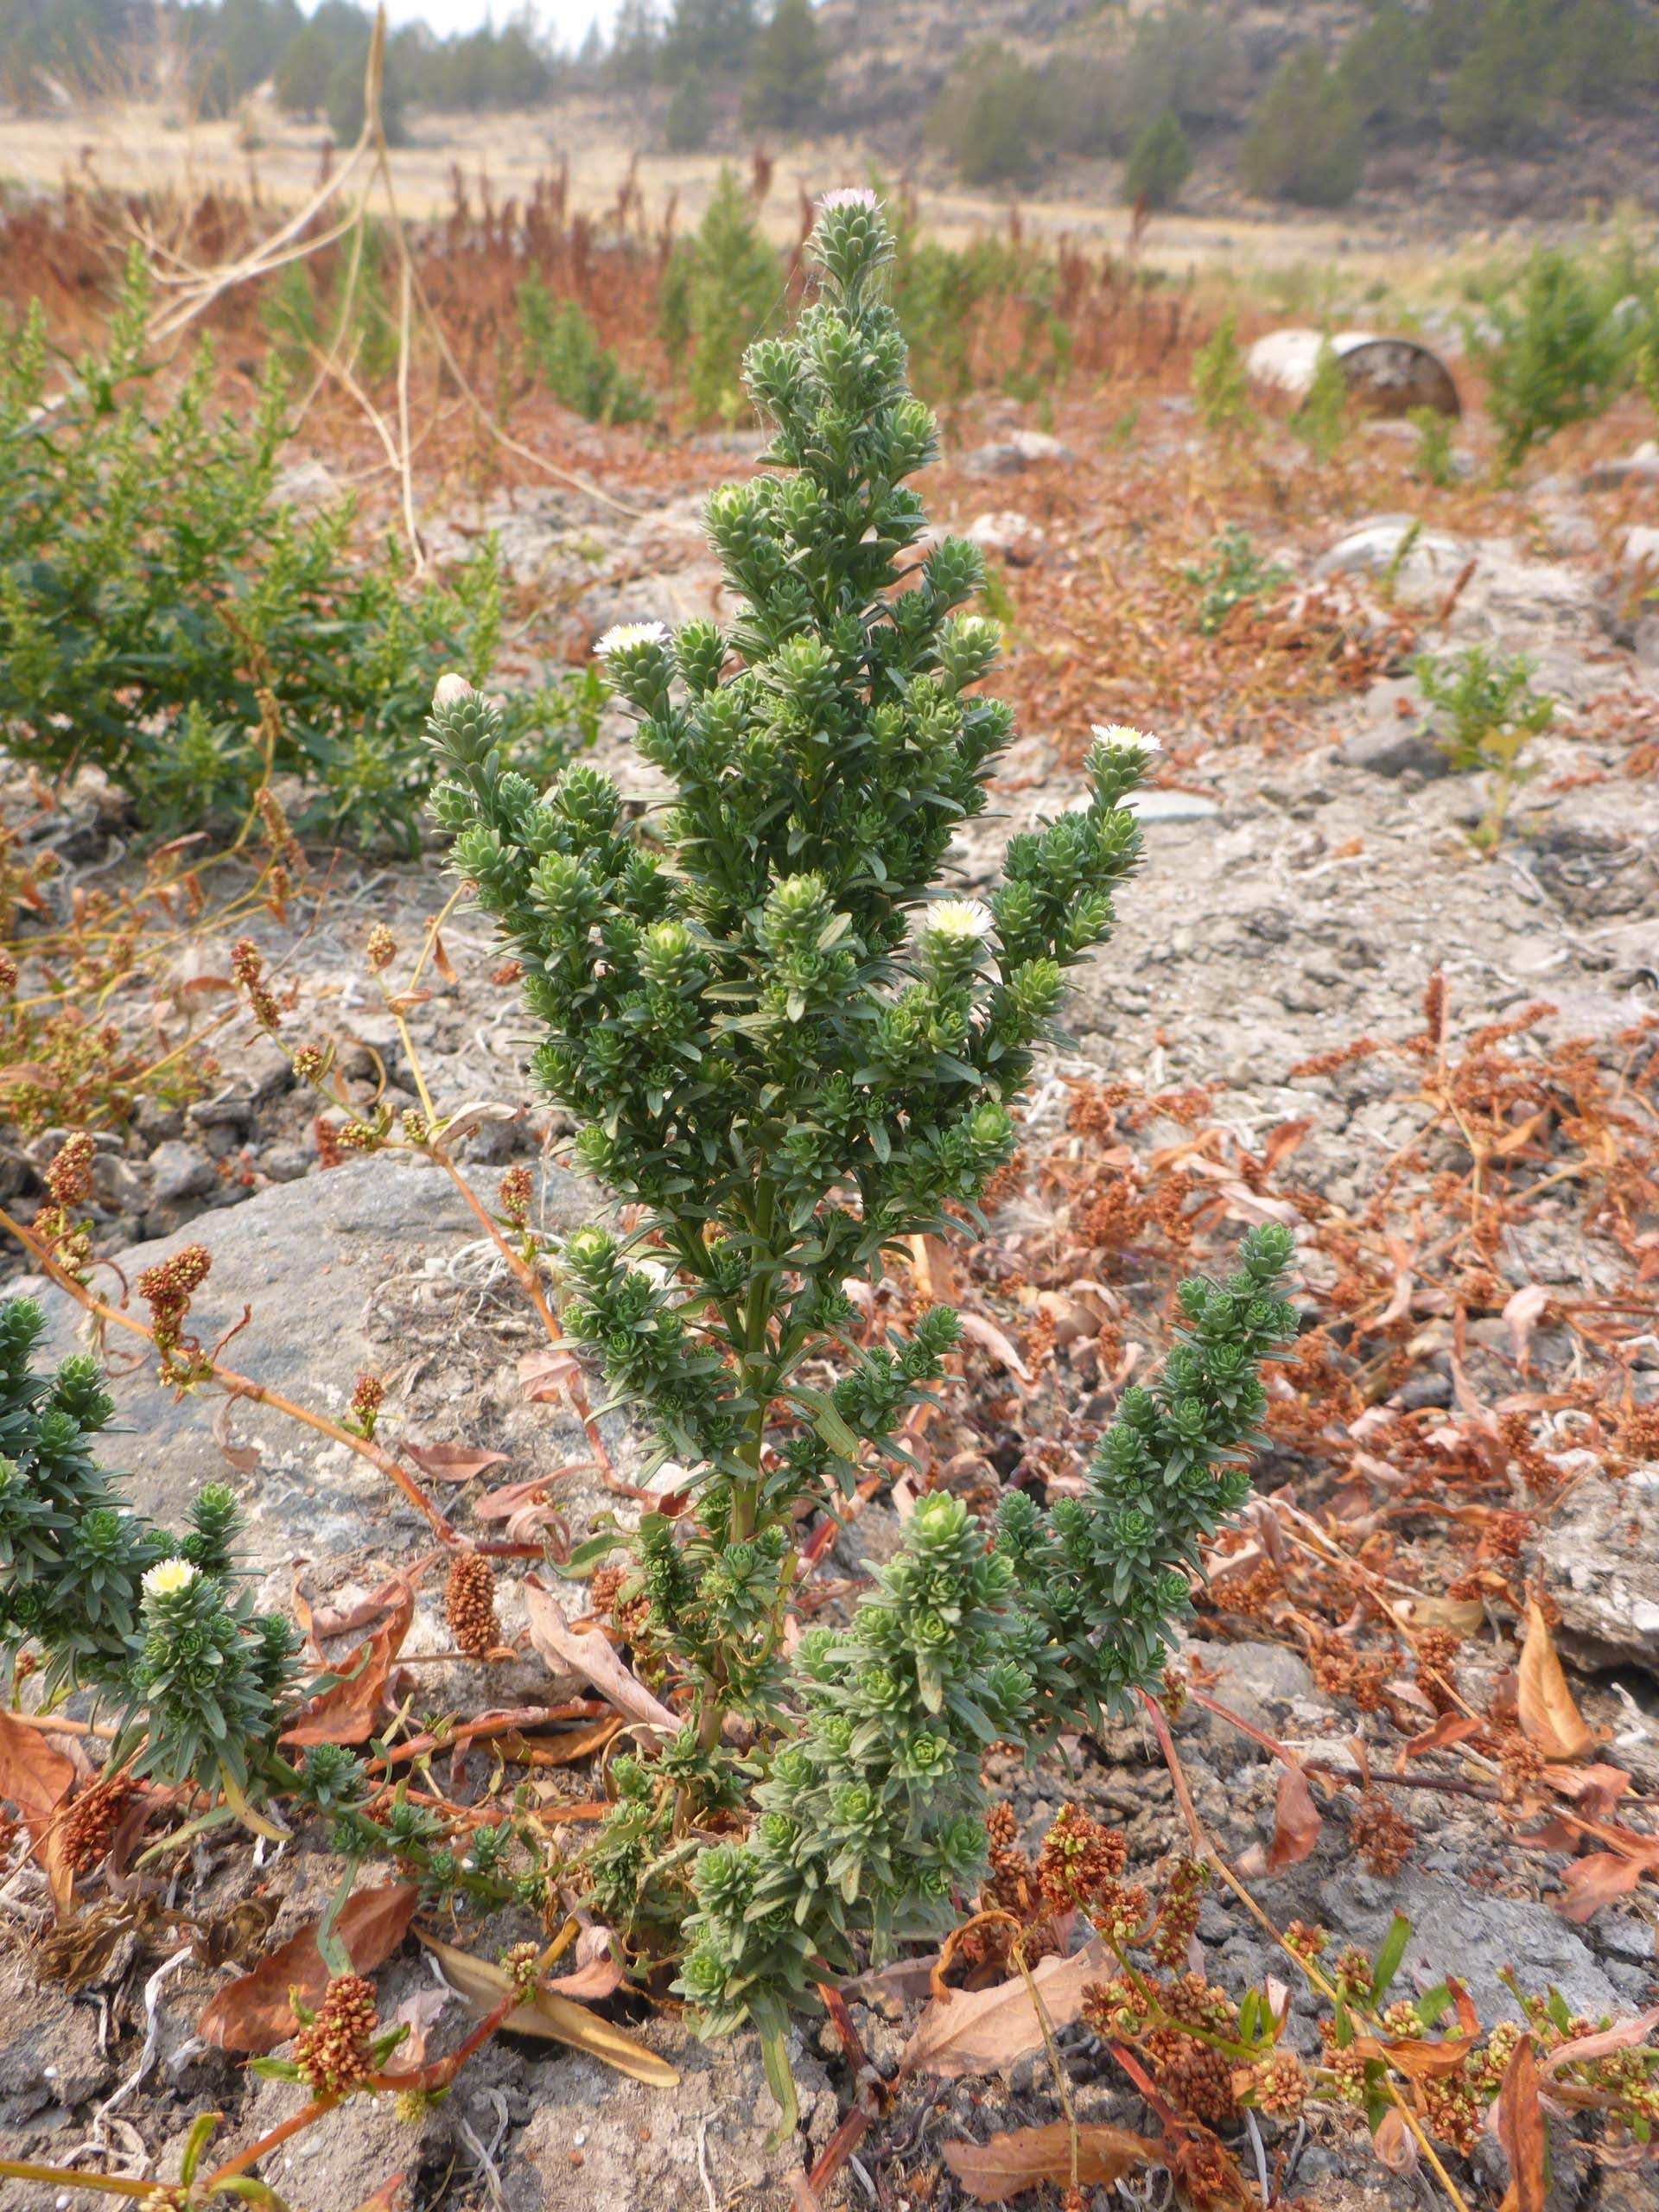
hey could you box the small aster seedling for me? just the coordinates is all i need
[427,190,1296,2119]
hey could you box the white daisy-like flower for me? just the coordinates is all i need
[142,1557,198,1602]
[817,187,880,215]
[594,620,671,660]
[925,898,996,942]
[432,671,475,709]
[1090,722,1161,753]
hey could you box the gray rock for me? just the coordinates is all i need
[1338,721,1452,780]
[1317,1866,1623,2025]
[518,2018,835,2212]
[961,429,1073,477]
[24,1155,586,1533]
[1126,789,1223,823]
[148,1137,217,1206]
[1180,1639,1315,1760]
[1583,440,1659,492]
[1313,515,1468,602]
[1538,1465,1659,1675]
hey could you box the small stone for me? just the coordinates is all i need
[1338,723,1452,779]
[964,509,1045,564]
[960,429,1073,477]
[1538,1464,1659,1675]
[1125,790,1222,823]
[147,1140,216,1207]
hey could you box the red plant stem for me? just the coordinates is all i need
[1139,1688,1209,1858]
[204,2094,340,2185]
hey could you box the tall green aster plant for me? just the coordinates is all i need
[429,189,1296,2118]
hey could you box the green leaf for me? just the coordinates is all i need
[750,1995,801,2142]
[1370,1913,1411,2005]
[791,1384,863,1461]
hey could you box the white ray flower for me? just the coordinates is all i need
[1090,722,1161,753]
[594,621,671,659]
[817,188,881,215]
[926,898,996,942]
[143,1557,198,1601]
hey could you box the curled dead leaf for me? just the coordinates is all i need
[1267,1762,1323,1873]
[943,2121,1160,2202]
[415,1929,677,2086]
[198,1884,419,2051]
[903,1940,1109,2078]
[523,1579,678,1734]
[400,1439,511,1483]
[281,1581,414,1746]
[1517,1599,1594,1764]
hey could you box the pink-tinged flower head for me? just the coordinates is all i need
[433,672,475,709]
[595,620,672,659]
[817,188,881,216]
[1090,722,1162,754]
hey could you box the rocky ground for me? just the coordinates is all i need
[2,387,1657,2211]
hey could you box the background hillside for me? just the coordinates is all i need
[3,2,1657,236]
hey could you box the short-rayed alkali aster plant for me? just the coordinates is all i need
[427,189,1296,2120]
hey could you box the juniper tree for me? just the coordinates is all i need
[427,191,1297,2108]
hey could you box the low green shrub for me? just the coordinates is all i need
[1416,643,1555,845]
[1124,109,1192,209]
[517,271,653,423]
[664,67,712,150]
[926,43,1054,185]
[1181,524,1288,635]
[1192,309,1254,435]
[428,190,1299,2111]
[1240,47,1363,208]
[1468,246,1643,472]
[0,249,585,849]
[0,1292,300,1801]
[658,168,782,425]
[1291,338,1351,461]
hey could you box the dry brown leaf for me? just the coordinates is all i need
[523,1580,678,1734]
[1267,1763,1323,1873]
[518,1345,585,1403]
[0,1708,77,1914]
[400,1440,511,1483]
[347,2177,407,2212]
[491,1718,623,1767]
[281,1582,414,1746]
[1496,2033,1548,2212]
[1371,2107,1420,2177]
[903,1940,1109,2078]
[1539,2006,1659,2074]
[415,1929,677,2086]
[199,1884,419,2051]
[1555,1849,1655,1923]
[943,2121,1159,2202]
[955,1311,1033,1384]
[212,1397,261,1474]
[1517,1599,1594,1763]
[438,1100,519,1148]
[391,1985,455,2067]
[1503,1284,1551,1374]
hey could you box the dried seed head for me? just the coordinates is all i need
[365,924,397,975]
[446,1550,499,1660]
[61,1772,138,1873]
[349,1372,385,1436]
[501,1940,541,2001]
[293,1972,379,2095]
[46,1131,96,1208]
